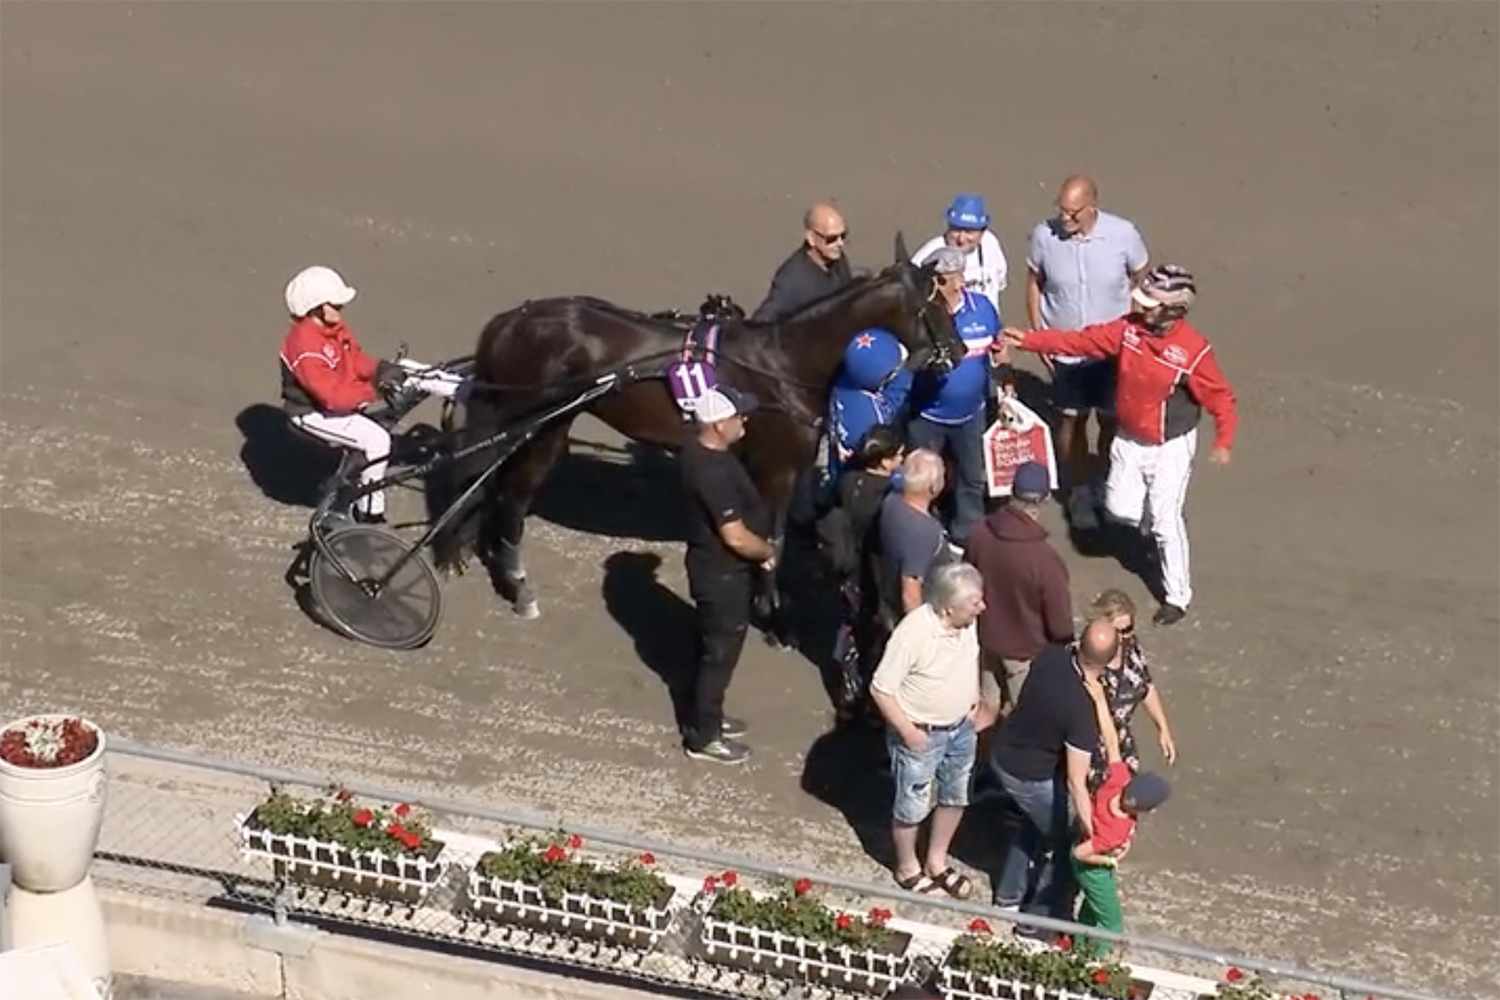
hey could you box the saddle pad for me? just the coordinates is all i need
[667,318,723,419]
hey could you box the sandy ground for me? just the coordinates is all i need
[1,3,1496,998]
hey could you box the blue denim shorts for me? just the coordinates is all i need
[886,718,977,825]
[1051,359,1116,416]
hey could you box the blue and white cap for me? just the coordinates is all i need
[945,194,990,230]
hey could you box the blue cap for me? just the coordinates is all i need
[945,194,990,230]
[841,328,905,391]
[1124,771,1172,812]
[1012,461,1050,500]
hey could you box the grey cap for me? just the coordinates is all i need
[922,245,966,275]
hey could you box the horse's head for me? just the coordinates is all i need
[879,232,964,374]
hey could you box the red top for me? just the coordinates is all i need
[1087,762,1137,855]
[279,317,381,414]
[1021,318,1238,450]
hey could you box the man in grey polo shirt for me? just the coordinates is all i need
[1026,176,1149,531]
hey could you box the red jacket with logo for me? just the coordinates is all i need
[1021,318,1238,450]
[279,317,381,415]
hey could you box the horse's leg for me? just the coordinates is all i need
[487,421,572,619]
[755,467,800,651]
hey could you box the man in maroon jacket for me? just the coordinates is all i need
[963,462,1075,713]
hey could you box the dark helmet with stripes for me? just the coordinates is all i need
[1131,264,1196,325]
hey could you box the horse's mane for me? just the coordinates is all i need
[741,265,905,331]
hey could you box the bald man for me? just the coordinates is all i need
[988,617,1120,937]
[750,203,856,324]
[1026,176,1149,531]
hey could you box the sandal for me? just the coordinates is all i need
[894,870,936,894]
[927,867,973,900]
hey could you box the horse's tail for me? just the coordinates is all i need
[427,385,508,575]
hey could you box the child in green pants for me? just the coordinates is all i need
[1071,676,1173,957]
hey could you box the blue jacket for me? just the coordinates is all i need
[911,290,1000,425]
[827,328,912,483]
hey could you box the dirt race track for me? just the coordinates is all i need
[2,3,1496,996]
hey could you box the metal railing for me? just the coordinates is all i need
[95,739,1462,1000]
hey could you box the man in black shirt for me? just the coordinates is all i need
[750,203,855,323]
[988,619,1120,935]
[679,386,777,765]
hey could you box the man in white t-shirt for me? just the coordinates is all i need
[911,194,1007,314]
[1026,176,1150,530]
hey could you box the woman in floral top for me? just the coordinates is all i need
[1087,589,1178,789]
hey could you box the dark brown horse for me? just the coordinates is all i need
[430,234,960,640]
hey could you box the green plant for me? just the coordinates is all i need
[701,871,899,952]
[249,786,436,857]
[947,920,1136,999]
[477,829,670,911]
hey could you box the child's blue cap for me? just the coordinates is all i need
[1124,772,1172,811]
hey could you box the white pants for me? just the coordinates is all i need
[1104,428,1197,609]
[290,411,392,516]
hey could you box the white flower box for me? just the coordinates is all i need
[939,965,1157,1000]
[699,913,913,996]
[236,814,447,907]
[463,867,677,951]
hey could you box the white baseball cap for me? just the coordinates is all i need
[694,386,760,424]
[285,265,357,318]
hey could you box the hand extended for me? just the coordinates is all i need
[1001,327,1031,350]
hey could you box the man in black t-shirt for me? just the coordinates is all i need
[679,386,777,765]
[988,619,1119,936]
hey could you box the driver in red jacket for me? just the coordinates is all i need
[1003,264,1237,625]
[279,265,461,523]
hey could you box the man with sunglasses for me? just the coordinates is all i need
[750,203,855,324]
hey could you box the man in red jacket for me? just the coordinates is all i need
[1002,264,1237,625]
[279,265,461,523]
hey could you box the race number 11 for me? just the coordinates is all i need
[668,360,716,408]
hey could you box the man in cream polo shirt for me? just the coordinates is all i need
[1027,175,1150,530]
[870,561,996,900]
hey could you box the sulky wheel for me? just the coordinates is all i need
[308,526,443,650]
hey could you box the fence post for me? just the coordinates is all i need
[266,781,291,928]
[0,862,11,952]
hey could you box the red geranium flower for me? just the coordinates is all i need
[393,803,411,818]
[638,852,656,866]
[386,823,405,839]
[543,844,567,863]
[721,870,738,887]
[1057,935,1073,951]
[352,809,374,828]
[1093,970,1111,985]
[968,918,992,934]
[835,913,852,930]
[1226,969,1245,984]
[567,833,583,850]
[794,878,813,896]
[867,907,892,926]
[400,831,421,850]
[702,875,719,893]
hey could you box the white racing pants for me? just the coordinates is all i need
[290,411,393,517]
[1105,428,1197,609]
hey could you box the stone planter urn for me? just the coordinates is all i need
[0,714,108,893]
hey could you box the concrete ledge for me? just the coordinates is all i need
[100,889,282,998]
[99,887,685,1000]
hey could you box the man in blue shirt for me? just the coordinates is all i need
[826,327,913,487]
[907,246,1007,549]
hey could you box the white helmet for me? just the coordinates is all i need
[284,265,357,318]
